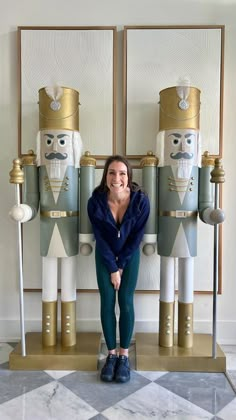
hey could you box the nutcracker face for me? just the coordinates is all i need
[163,128,200,168]
[40,129,75,167]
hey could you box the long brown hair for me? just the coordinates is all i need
[94,155,140,193]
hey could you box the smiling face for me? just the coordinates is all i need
[106,161,129,195]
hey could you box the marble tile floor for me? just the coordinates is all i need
[0,342,236,420]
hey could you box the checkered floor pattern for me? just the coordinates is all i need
[0,342,236,419]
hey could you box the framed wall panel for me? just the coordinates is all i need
[18,26,117,160]
[123,25,224,159]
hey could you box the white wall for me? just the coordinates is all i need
[1,0,236,343]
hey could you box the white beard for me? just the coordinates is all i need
[47,160,62,179]
[176,159,193,179]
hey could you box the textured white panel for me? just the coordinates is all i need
[126,28,222,156]
[20,29,115,156]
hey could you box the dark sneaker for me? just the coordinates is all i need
[100,354,118,382]
[115,355,130,383]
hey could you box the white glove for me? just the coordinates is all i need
[80,243,93,256]
[79,233,94,256]
[142,243,155,256]
[9,204,33,223]
[142,234,157,256]
[202,207,225,225]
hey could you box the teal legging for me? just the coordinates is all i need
[95,247,140,350]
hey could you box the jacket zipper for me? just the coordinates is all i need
[118,230,120,238]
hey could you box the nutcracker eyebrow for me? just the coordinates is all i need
[44,134,54,138]
[185,133,195,138]
[168,133,182,138]
[57,134,68,138]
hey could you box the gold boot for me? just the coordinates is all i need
[61,301,76,347]
[178,302,193,348]
[159,301,174,347]
[42,301,57,347]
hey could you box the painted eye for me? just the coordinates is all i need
[172,138,180,146]
[46,138,53,146]
[187,139,192,145]
[59,139,66,147]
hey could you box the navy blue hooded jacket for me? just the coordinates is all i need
[87,189,150,273]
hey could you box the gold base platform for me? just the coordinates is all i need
[9,332,102,370]
[135,333,226,372]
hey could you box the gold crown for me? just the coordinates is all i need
[159,86,201,131]
[38,86,79,131]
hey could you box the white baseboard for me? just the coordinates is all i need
[0,319,236,345]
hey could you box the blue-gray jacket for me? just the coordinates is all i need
[87,189,150,273]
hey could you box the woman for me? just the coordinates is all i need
[87,155,150,383]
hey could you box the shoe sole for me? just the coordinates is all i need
[100,375,114,382]
[115,376,130,383]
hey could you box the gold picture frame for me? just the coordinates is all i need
[18,26,117,160]
[123,25,225,159]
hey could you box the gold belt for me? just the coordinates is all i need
[159,210,198,218]
[40,210,79,218]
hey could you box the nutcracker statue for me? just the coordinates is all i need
[9,86,95,349]
[142,84,224,349]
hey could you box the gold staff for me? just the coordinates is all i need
[9,158,26,356]
[210,157,225,359]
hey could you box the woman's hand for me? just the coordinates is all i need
[111,271,121,290]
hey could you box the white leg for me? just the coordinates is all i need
[42,256,58,301]
[178,257,194,348]
[42,257,58,347]
[61,256,77,347]
[178,257,194,303]
[61,256,77,301]
[160,256,175,302]
[159,256,175,347]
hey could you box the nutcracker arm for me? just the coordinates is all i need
[199,152,225,226]
[79,151,96,256]
[21,150,39,219]
[140,152,159,256]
